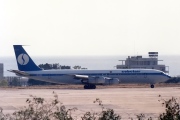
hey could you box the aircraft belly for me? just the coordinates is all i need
[118,75,169,84]
[47,76,75,84]
[29,76,75,84]
[117,75,151,84]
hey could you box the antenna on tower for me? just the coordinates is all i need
[148,52,158,58]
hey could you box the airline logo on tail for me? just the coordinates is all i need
[17,54,29,65]
[13,45,42,71]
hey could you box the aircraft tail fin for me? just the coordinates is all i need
[13,45,42,71]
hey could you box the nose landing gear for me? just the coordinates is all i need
[150,84,154,88]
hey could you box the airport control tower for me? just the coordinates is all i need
[0,63,4,80]
[116,52,169,74]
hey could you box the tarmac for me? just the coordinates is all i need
[0,86,180,119]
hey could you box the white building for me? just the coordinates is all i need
[0,63,4,80]
[116,52,169,73]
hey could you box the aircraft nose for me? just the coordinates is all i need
[167,75,171,79]
[164,74,171,82]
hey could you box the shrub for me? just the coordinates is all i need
[0,93,180,120]
[0,79,8,86]
[0,93,121,120]
[158,95,180,120]
[165,77,180,83]
[81,98,121,120]
[136,113,152,120]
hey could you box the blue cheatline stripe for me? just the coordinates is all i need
[29,73,171,78]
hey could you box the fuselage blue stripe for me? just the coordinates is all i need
[29,73,171,78]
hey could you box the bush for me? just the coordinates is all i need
[0,93,121,120]
[0,94,180,120]
[158,95,180,120]
[9,77,21,86]
[12,92,76,120]
[81,98,121,120]
[0,80,8,86]
[165,77,180,83]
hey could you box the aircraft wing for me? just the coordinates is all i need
[72,74,119,85]
[73,74,113,80]
[73,74,89,79]
[8,70,29,76]
[73,74,106,79]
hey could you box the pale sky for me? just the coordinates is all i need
[0,0,180,56]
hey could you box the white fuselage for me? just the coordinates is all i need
[22,69,171,85]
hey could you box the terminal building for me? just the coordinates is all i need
[116,52,169,74]
[0,63,4,80]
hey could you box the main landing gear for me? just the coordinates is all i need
[150,84,154,88]
[84,84,96,89]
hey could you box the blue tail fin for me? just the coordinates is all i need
[13,45,42,71]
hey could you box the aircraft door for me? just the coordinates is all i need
[48,75,51,79]
[144,73,147,78]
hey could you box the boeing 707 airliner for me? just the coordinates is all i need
[9,45,171,89]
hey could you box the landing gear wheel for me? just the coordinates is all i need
[84,84,96,89]
[91,84,96,89]
[150,84,154,88]
[84,84,88,89]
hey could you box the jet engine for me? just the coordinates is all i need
[88,76,106,84]
[104,78,119,85]
[110,78,119,84]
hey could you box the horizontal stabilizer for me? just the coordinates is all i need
[8,70,29,76]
